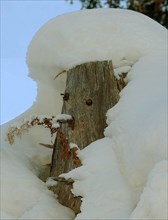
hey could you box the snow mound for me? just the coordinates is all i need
[130,160,167,220]
[1,8,167,220]
[27,9,166,83]
[24,8,167,123]
[61,138,134,219]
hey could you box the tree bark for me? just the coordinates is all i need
[49,60,123,214]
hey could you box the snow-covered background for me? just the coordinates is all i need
[1,9,167,219]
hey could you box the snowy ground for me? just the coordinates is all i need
[1,9,167,219]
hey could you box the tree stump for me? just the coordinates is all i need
[50,60,122,214]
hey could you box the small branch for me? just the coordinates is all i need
[6,114,74,145]
[54,70,66,79]
[39,143,54,149]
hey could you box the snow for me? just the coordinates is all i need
[61,138,134,219]
[46,177,58,187]
[1,8,167,220]
[105,51,167,187]
[69,143,79,150]
[53,114,73,122]
[114,65,131,79]
[1,141,74,219]
[130,160,167,220]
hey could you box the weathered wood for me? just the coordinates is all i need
[49,60,122,214]
[48,179,82,215]
[51,60,119,176]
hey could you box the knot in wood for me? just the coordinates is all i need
[86,99,93,106]
[61,93,69,101]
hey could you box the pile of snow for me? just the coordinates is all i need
[1,9,167,219]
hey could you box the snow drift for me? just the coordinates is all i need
[1,9,167,219]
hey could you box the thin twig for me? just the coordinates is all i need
[39,143,54,149]
[54,70,66,79]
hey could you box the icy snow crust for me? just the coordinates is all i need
[1,9,167,219]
